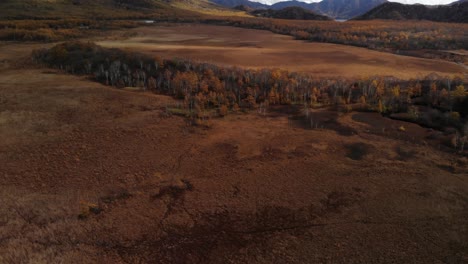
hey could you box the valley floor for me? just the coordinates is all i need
[0,24,467,263]
[0,69,467,263]
[98,24,467,79]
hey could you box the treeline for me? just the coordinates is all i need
[0,18,194,42]
[33,42,467,127]
[205,17,468,52]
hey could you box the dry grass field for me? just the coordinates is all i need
[97,24,467,79]
[0,23,467,263]
[1,66,467,263]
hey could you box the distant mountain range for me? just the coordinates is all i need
[2,0,465,22]
[212,0,388,19]
[451,0,468,5]
[355,1,468,23]
[273,0,388,19]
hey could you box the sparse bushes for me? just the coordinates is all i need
[454,123,468,152]
[416,109,465,131]
[78,201,101,219]
[218,105,228,117]
[33,42,467,139]
[396,145,417,160]
[407,106,419,120]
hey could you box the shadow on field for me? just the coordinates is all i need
[267,105,357,136]
[345,142,373,160]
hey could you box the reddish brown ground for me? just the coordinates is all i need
[0,26,467,263]
[0,64,467,263]
[97,24,467,79]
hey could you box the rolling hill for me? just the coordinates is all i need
[0,0,243,19]
[250,6,331,20]
[270,0,311,10]
[0,0,189,19]
[451,0,468,4]
[271,0,387,19]
[313,0,388,19]
[211,0,268,9]
[355,1,468,23]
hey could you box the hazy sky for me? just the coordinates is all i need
[251,0,458,5]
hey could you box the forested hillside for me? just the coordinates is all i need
[250,7,331,20]
[355,2,468,23]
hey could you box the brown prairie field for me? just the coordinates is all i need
[0,24,468,263]
[98,24,467,79]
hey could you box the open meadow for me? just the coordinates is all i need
[98,24,467,79]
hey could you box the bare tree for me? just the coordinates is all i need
[458,123,468,152]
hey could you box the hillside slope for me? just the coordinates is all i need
[272,0,387,19]
[0,0,193,19]
[355,2,468,23]
[315,0,387,19]
[0,0,238,19]
[211,0,386,19]
[211,0,268,9]
[251,6,331,20]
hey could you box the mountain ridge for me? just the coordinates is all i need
[212,0,269,9]
[213,0,388,19]
[250,6,332,20]
[355,1,468,23]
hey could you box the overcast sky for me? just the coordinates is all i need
[250,0,458,5]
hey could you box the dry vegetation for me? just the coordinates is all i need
[204,17,468,62]
[1,9,468,263]
[97,24,466,79]
[0,19,142,42]
[0,0,201,20]
[1,11,467,62]
[33,39,468,152]
[0,65,467,263]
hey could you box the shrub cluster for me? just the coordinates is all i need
[33,42,467,129]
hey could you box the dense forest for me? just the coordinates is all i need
[33,42,468,151]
